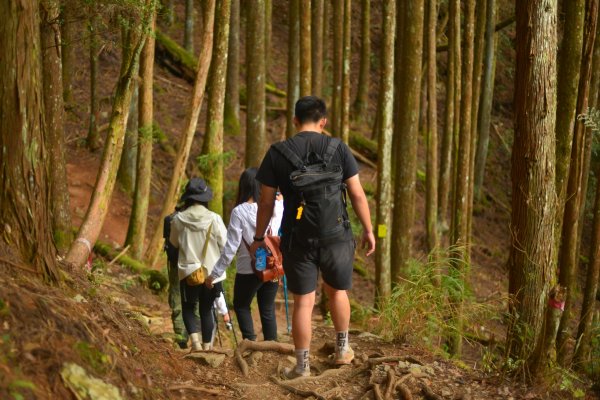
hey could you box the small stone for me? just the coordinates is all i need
[247,351,263,366]
[441,389,453,397]
[357,332,381,340]
[185,352,226,368]
[287,356,296,365]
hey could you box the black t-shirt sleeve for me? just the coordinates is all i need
[256,147,278,188]
[340,142,359,180]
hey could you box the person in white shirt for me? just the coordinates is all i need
[205,168,282,341]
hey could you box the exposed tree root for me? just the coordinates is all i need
[421,383,443,400]
[269,375,327,400]
[168,383,222,395]
[235,340,295,376]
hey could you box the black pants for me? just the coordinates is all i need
[180,280,222,343]
[233,273,278,341]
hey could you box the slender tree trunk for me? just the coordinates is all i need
[375,0,395,304]
[224,0,240,136]
[265,0,272,82]
[353,0,370,119]
[1,0,58,279]
[245,0,266,166]
[125,13,155,260]
[41,0,72,252]
[507,0,557,368]
[202,0,230,216]
[66,8,153,268]
[184,0,194,53]
[144,0,215,267]
[311,0,324,97]
[60,0,75,106]
[162,0,174,26]
[287,0,300,138]
[340,0,351,144]
[332,0,343,136]
[391,0,406,199]
[447,0,476,357]
[87,13,101,151]
[118,73,138,194]
[299,0,312,96]
[391,0,424,282]
[556,0,598,366]
[322,0,330,98]
[474,0,497,200]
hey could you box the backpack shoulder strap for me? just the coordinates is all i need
[323,137,341,165]
[273,141,305,170]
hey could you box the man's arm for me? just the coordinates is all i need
[345,174,375,256]
[249,184,277,256]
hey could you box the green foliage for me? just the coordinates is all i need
[587,317,600,379]
[196,151,235,176]
[0,298,9,317]
[9,379,36,400]
[74,341,111,375]
[579,107,600,132]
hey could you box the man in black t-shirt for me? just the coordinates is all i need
[252,96,375,378]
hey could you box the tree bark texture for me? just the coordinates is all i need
[322,0,330,96]
[87,13,101,151]
[41,0,72,252]
[245,0,266,167]
[126,13,156,260]
[0,0,58,279]
[202,0,230,216]
[66,8,153,268]
[507,0,557,366]
[60,0,75,105]
[556,0,598,366]
[184,0,194,53]
[311,0,324,97]
[287,0,300,138]
[117,71,139,194]
[332,0,343,137]
[224,0,240,136]
[144,0,215,267]
[353,0,370,119]
[300,0,312,96]
[474,0,497,200]
[265,0,272,81]
[425,0,439,254]
[340,0,351,144]
[391,0,424,283]
[375,0,395,303]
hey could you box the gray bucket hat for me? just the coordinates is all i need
[180,177,213,203]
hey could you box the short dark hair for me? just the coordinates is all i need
[236,168,261,205]
[294,96,327,124]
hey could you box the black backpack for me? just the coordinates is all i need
[274,137,352,249]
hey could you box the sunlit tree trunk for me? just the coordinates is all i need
[311,0,324,97]
[66,7,153,268]
[507,0,557,368]
[60,0,75,106]
[41,0,72,253]
[340,0,351,144]
[300,0,312,96]
[425,0,438,255]
[87,13,101,151]
[265,0,272,82]
[332,0,343,136]
[556,0,598,366]
[375,0,395,303]
[202,0,230,216]
[287,0,300,138]
[1,0,58,279]
[391,0,424,282]
[353,0,370,119]
[322,0,330,97]
[184,0,194,53]
[144,0,215,267]
[125,13,156,260]
[224,0,240,136]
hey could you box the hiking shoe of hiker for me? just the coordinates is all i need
[190,333,202,351]
[201,343,213,351]
[334,346,354,365]
[281,366,310,380]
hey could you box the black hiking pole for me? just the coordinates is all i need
[212,307,223,348]
[227,308,239,346]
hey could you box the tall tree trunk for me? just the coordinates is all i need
[556,0,598,366]
[184,0,194,53]
[245,0,266,167]
[311,0,324,97]
[41,0,72,252]
[391,0,424,282]
[224,0,240,136]
[340,0,351,144]
[162,0,174,26]
[0,0,58,279]
[447,0,476,357]
[299,0,312,96]
[287,0,300,138]
[375,0,396,303]
[265,0,272,82]
[425,0,439,254]
[118,75,138,194]
[60,0,75,106]
[66,8,153,268]
[87,13,101,151]
[322,0,330,98]
[144,0,215,267]
[332,0,343,136]
[507,0,557,368]
[474,0,497,200]
[353,0,370,119]
[202,0,230,216]
[125,13,156,260]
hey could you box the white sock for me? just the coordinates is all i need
[336,331,349,354]
[295,348,310,372]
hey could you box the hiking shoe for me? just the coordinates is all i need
[334,346,354,365]
[281,366,310,380]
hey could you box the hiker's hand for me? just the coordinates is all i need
[204,276,214,289]
[249,240,265,259]
[362,230,376,257]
